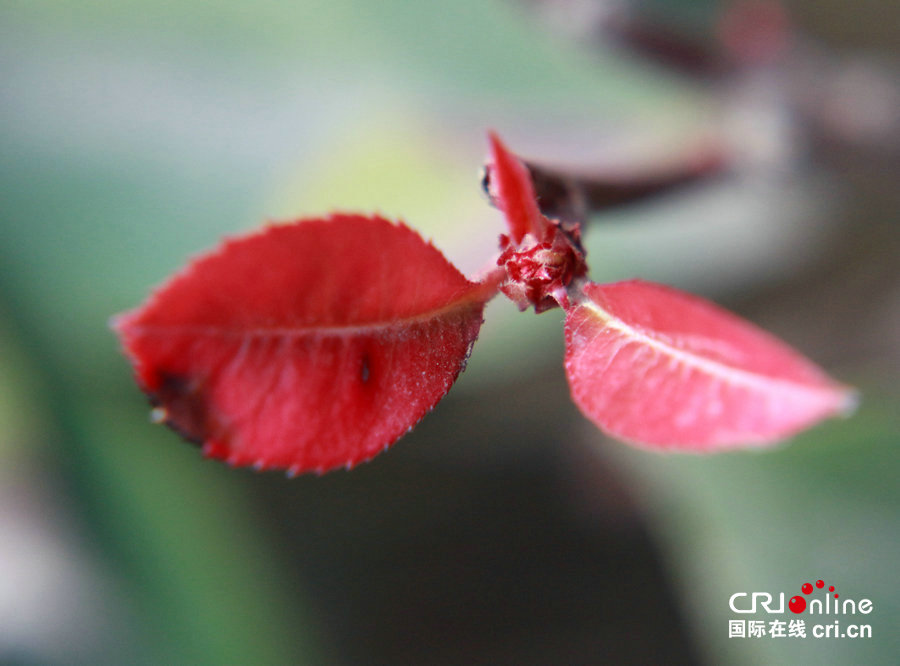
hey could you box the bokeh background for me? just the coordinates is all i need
[1,0,897,664]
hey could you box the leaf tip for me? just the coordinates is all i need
[109,309,135,336]
[836,385,861,418]
[486,130,507,160]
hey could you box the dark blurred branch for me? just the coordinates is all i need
[483,144,730,224]
[520,0,900,160]
[522,0,790,76]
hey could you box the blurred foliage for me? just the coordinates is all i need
[0,0,897,664]
[613,397,899,664]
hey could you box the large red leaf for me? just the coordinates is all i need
[565,280,855,449]
[114,215,495,474]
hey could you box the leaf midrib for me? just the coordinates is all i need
[581,299,850,403]
[125,286,492,339]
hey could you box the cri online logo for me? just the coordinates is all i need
[790,579,835,614]
[729,579,873,615]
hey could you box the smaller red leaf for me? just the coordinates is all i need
[565,280,856,449]
[486,132,550,244]
[114,215,496,474]
[485,133,588,312]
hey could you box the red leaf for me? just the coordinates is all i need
[485,133,588,312]
[565,280,856,449]
[113,214,495,474]
[486,132,550,244]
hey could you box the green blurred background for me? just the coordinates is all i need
[1,1,897,664]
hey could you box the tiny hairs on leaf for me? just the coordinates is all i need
[113,214,495,474]
[564,280,856,449]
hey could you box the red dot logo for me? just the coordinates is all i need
[816,580,825,588]
[802,582,813,595]
[789,595,807,614]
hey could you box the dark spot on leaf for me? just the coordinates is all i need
[148,371,216,446]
